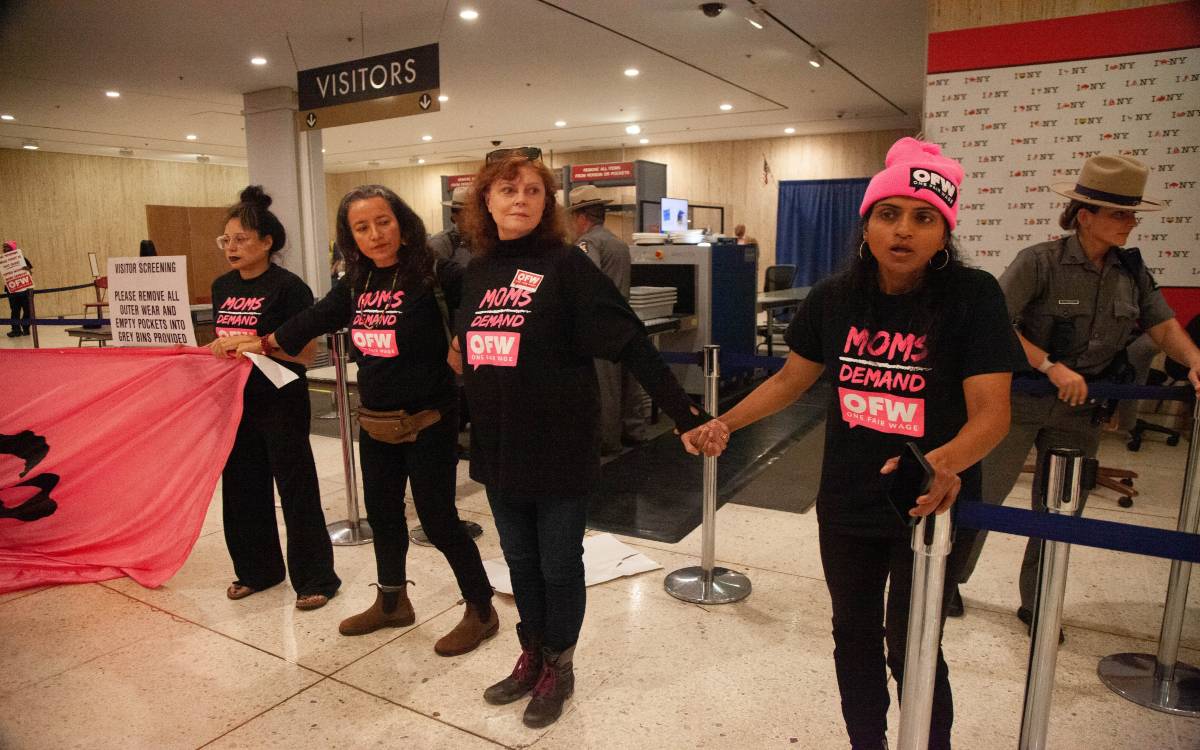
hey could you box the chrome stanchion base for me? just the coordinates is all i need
[1098,653,1200,716]
[315,410,340,420]
[664,566,751,604]
[410,521,483,547]
[327,519,374,546]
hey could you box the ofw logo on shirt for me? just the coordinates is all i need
[466,331,521,368]
[838,388,925,437]
[511,269,543,293]
[837,325,929,437]
[351,329,398,357]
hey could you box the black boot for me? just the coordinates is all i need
[522,645,575,728]
[483,623,542,705]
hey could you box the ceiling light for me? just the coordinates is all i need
[0,114,14,121]
[418,158,426,164]
[22,140,39,150]
[421,134,433,141]
[808,47,823,68]
[746,17,764,30]
[321,148,326,153]
[459,8,479,20]
[624,68,640,77]
[625,124,641,135]
[555,120,566,127]
[250,56,267,66]
[185,134,197,141]
[105,90,121,98]
[719,103,733,111]
[639,138,649,144]
[438,94,449,102]
[784,127,795,134]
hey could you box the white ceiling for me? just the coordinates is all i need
[0,0,926,173]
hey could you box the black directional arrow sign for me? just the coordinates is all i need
[305,112,317,128]
[419,93,432,110]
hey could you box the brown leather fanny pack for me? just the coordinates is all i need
[356,407,442,444]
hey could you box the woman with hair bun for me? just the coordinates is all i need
[208,185,341,610]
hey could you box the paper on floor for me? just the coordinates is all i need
[483,533,662,595]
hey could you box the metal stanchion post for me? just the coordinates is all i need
[1019,448,1084,749]
[664,345,751,604]
[897,510,953,750]
[325,330,373,545]
[29,290,39,348]
[1098,399,1200,716]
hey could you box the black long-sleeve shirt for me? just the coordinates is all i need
[458,236,705,497]
[274,260,461,412]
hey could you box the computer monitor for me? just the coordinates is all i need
[660,197,689,232]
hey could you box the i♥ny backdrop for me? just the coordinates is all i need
[926,1,1200,319]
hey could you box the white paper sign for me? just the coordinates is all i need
[1,249,33,293]
[244,352,300,389]
[107,256,196,347]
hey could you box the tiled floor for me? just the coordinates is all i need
[3,331,1199,748]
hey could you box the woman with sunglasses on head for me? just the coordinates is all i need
[449,148,708,728]
[237,185,498,655]
[684,139,1024,749]
[207,185,341,610]
[961,155,1200,633]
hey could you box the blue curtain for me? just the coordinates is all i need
[775,178,870,286]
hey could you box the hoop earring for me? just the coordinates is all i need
[858,241,869,260]
[929,248,950,271]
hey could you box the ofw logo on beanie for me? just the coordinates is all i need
[909,168,958,209]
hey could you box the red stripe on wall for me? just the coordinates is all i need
[928,1,1200,73]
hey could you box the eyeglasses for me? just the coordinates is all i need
[215,233,254,250]
[485,146,542,164]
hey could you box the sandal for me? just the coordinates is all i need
[295,593,330,611]
[226,583,257,600]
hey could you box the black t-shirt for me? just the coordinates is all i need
[274,260,461,412]
[211,264,312,398]
[459,235,704,497]
[785,265,1024,537]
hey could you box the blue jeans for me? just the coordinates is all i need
[486,487,588,651]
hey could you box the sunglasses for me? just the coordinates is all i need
[485,146,542,165]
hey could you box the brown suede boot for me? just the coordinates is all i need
[435,600,499,656]
[483,623,542,705]
[522,645,575,728]
[338,583,414,636]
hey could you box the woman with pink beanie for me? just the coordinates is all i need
[685,138,1024,748]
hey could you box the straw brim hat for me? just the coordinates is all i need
[1051,154,1162,211]
[567,184,613,212]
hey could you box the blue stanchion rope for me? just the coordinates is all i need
[956,501,1200,564]
[0,282,96,300]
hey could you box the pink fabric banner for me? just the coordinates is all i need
[0,347,249,593]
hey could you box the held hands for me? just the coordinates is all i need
[447,336,463,375]
[234,339,265,358]
[207,334,258,359]
[880,453,962,517]
[1046,362,1088,406]
[679,418,730,457]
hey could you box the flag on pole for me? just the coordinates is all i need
[762,154,774,185]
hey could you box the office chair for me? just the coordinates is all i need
[756,264,796,354]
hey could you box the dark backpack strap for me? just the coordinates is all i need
[429,258,453,346]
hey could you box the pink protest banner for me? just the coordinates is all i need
[0,347,250,593]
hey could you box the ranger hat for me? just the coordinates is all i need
[441,185,470,208]
[567,184,613,212]
[1051,154,1162,211]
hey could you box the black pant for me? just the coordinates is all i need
[8,291,31,332]
[358,416,492,606]
[485,487,588,651]
[222,380,340,597]
[819,525,969,750]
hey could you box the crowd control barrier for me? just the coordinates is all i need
[897,511,953,750]
[324,330,372,546]
[665,345,752,605]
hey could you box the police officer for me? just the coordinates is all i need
[960,155,1200,632]
[428,185,473,267]
[567,184,647,454]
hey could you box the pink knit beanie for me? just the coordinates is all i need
[860,138,964,229]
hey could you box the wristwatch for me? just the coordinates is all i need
[1037,358,1055,374]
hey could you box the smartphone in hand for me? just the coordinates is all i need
[884,441,934,527]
